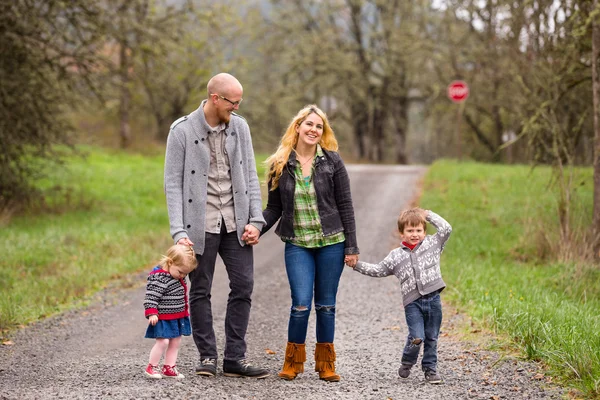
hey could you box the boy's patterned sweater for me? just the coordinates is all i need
[143,267,189,320]
[354,211,452,307]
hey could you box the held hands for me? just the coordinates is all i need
[241,224,260,246]
[344,254,359,268]
[149,315,158,326]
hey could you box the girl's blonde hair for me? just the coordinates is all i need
[158,244,197,273]
[265,105,338,190]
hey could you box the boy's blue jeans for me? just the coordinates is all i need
[284,242,345,344]
[401,291,443,371]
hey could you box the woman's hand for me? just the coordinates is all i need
[149,315,158,326]
[344,254,358,268]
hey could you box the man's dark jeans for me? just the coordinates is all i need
[401,291,443,371]
[189,224,253,362]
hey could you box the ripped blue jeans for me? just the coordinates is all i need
[284,242,345,344]
[401,291,443,371]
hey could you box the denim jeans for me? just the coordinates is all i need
[284,241,345,344]
[188,223,253,362]
[401,291,443,371]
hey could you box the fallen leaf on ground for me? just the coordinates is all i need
[265,349,276,355]
[1,340,14,345]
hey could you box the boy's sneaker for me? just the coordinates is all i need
[196,358,217,377]
[145,363,162,379]
[398,363,412,379]
[424,368,443,384]
[162,364,184,379]
[223,359,269,379]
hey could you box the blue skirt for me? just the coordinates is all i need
[145,316,191,339]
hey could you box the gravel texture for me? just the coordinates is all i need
[0,165,564,399]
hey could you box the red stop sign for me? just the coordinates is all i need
[448,80,469,103]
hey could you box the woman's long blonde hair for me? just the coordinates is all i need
[265,105,338,190]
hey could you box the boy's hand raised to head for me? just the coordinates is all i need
[344,254,358,268]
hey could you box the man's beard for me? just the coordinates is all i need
[219,109,231,124]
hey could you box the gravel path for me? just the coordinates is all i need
[0,165,564,399]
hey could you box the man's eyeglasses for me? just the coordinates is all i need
[213,94,243,107]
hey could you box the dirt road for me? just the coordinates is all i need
[0,165,563,399]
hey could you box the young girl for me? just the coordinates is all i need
[143,244,197,379]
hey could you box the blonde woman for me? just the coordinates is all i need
[260,105,359,382]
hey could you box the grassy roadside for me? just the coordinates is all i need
[0,146,268,332]
[420,160,599,398]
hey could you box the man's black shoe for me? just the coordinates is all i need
[196,358,217,377]
[223,359,269,379]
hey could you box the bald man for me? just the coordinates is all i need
[164,73,268,378]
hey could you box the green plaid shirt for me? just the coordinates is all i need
[289,146,345,248]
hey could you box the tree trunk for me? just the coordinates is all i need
[119,43,131,148]
[372,103,386,162]
[155,115,170,141]
[393,97,408,164]
[351,101,368,160]
[592,0,600,261]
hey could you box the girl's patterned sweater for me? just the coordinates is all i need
[354,211,452,307]
[143,267,189,320]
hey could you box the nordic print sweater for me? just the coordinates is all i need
[143,267,189,320]
[354,211,452,307]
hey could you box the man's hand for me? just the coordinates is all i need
[177,237,194,247]
[149,315,158,326]
[241,224,260,246]
[344,254,359,268]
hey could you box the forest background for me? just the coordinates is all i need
[2,0,599,249]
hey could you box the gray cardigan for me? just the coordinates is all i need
[164,102,266,255]
[354,211,452,307]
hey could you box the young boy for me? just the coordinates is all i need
[351,208,452,384]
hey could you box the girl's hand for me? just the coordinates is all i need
[149,315,158,326]
[344,254,358,268]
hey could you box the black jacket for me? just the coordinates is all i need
[261,149,359,255]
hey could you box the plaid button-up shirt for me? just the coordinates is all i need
[289,146,345,248]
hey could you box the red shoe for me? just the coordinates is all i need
[145,364,162,379]
[162,364,185,379]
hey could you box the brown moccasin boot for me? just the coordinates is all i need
[314,343,340,382]
[278,342,306,380]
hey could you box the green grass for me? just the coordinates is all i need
[421,160,599,398]
[0,146,268,331]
